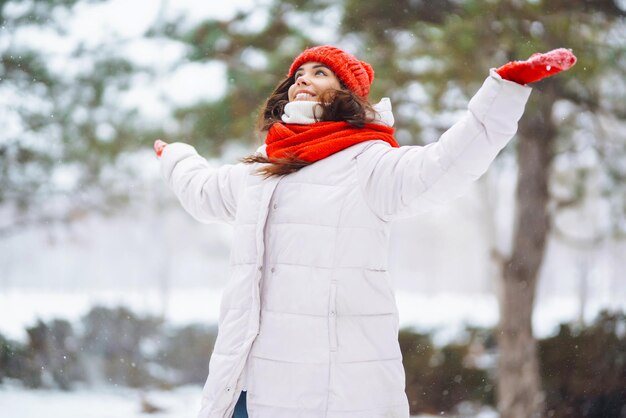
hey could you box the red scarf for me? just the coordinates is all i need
[265,121,399,163]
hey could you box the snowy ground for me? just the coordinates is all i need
[0,383,201,418]
[0,381,497,418]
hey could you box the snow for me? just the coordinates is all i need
[0,380,497,418]
[0,382,201,418]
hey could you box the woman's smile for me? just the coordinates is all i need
[293,89,316,101]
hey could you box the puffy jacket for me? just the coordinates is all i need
[159,70,532,418]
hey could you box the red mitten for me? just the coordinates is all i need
[496,48,577,85]
[154,139,168,158]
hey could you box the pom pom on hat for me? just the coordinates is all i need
[288,46,374,98]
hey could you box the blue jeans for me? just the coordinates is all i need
[232,390,248,418]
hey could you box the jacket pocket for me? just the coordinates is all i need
[329,281,338,352]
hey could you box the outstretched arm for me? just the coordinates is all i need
[357,48,577,220]
[357,70,531,220]
[154,139,247,224]
[496,48,577,85]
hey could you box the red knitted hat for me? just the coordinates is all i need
[288,45,374,98]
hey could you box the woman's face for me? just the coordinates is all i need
[288,62,342,102]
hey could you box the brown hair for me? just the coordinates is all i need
[242,74,378,177]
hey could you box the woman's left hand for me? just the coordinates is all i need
[496,48,577,85]
[154,139,168,158]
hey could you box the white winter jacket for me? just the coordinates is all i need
[159,70,531,418]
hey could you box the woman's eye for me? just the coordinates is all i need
[316,70,326,76]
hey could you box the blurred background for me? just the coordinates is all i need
[1,0,625,417]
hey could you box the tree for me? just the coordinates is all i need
[0,0,163,237]
[154,1,324,155]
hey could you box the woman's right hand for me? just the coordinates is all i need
[154,139,168,158]
[495,48,577,85]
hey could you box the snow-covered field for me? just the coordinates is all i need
[0,383,201,418]
[0,381,498,418]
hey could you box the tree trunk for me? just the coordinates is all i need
[496,92,555,418]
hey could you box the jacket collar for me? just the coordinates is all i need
[281,98,395,127]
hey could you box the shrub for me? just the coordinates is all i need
[400,329,493,415]
[540,311,626,418]
[158,324,218,385]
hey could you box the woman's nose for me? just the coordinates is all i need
[296,75,310,85]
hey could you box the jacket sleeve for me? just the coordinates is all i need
[356,69,532,221]
[159,142,248,224]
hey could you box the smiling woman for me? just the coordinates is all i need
[153,45,575,418]
[238,47,397,176]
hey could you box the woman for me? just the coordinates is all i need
[154,45,576,418]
